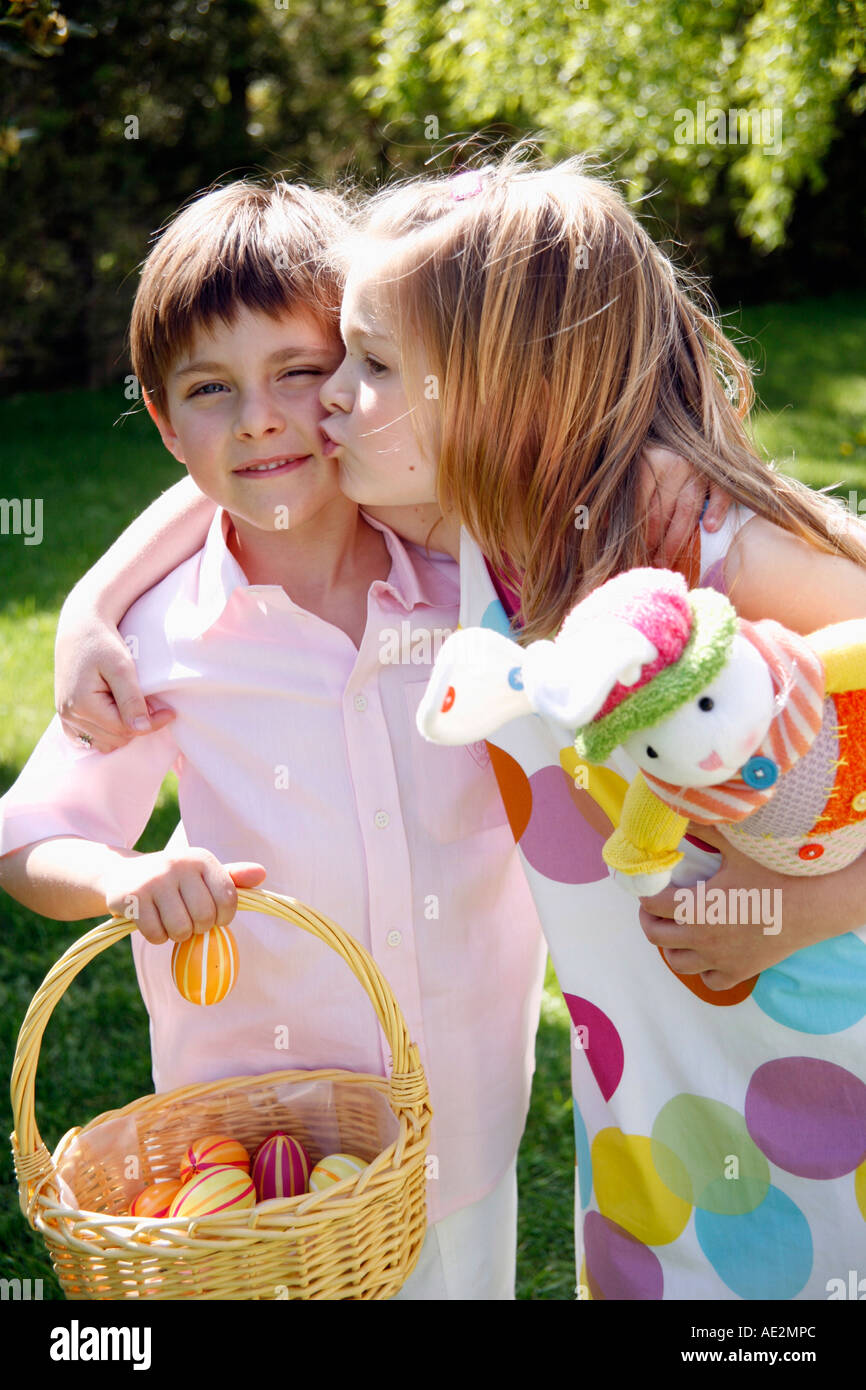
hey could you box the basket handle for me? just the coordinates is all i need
[10,887,428,1204]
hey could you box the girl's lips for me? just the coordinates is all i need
[234,456,311,476]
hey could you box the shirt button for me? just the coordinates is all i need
[852,792,866,813]
[798,843,824,861]
[354,694,368,711]
[374,810,390,829]
[386,930,402,948]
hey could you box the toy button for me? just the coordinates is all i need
[852,792,866,813]
[741,755,778,789]
[798,843,824,861]
[441,686,455,713]
[508,666,524,691]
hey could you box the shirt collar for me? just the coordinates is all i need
[181,507,458,639]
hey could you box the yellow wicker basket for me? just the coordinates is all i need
[10,888,432,1300]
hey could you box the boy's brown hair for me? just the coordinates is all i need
[130,178,350,420]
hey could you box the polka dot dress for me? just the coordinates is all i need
[458,514,866,1299]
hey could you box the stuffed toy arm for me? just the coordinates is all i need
[603,771,689,897]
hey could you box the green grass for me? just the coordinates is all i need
[1,291,864,1301]
[729,291,866,489]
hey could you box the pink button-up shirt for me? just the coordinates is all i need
[0,510,546,1222]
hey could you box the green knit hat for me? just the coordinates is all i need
[572,581,738,765]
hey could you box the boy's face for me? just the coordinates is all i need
[153,307,347,539]
[318,256,439,507]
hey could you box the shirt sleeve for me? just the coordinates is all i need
[0,717,179,856]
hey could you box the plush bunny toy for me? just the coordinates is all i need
[416,567,866,896]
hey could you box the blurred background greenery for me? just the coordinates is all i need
[1,0,864,393]
[1,0,865,1301]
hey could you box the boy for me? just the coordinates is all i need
[0,179,548,1299]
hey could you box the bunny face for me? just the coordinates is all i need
[621,634,775,786]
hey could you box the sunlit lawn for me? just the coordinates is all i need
[0,291,864,1299]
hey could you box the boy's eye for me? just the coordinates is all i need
[189,382,226,397]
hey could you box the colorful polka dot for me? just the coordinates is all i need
[564,995,624,1101]
[656,947,758,1007]
[651,1094,770,1215]
[752,933,866,1035]
[480,598,512,636]
[855,1160,866,1222]
[745,1057,866,1179]
[695,1186,812,1300]
[584,1211,664,1300]
[573,1099,593,1210]
[486,743,532,842]
[559,747,628,832]
[592,1128,691,1245]
[519,765,611,883]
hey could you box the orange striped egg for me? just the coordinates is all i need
[171,924,238,1005]
[251,1133,311,1200]
[129,1178,185,1218]
[308,1153,367,1192]
[168,1165,256,1219]
[179,1134,250,1183]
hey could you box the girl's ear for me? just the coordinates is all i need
[142,387,185,464]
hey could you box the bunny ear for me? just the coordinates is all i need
[522,621,659,732]
[415,627,534,745]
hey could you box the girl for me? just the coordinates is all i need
[312,154,866,1299]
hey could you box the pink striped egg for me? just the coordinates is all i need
[251,1132,311,1200]
[179,1134,250,1183]
[168,1165,256,1218]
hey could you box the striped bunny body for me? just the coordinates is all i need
[640,618,866,875]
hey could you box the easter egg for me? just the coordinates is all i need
[129,1178,185,1218]
[168,1165,256,1218]
[179,1134,250,1183]
[308,1153,367,1192]
[251,1132,311,1200]
[171,924,238,1006]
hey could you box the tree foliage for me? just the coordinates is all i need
[0,0,381,390]
[361,0,866,251]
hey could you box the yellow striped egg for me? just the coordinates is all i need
[168,1165,256,1218]
[179,1134,250,1184]
[171,924,238,1006]
[308,1153,367,1192]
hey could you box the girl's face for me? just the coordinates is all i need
[319,255,439,507]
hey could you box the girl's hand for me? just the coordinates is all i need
[639,447,731,570]
[636,824,865,989]
[99,848,267,946]
[55,598,175,752]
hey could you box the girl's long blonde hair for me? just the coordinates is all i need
[354,151,866,643]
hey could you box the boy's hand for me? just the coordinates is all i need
[55,599,175,753]
[639,446,731,570]
[99,849,266,945]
